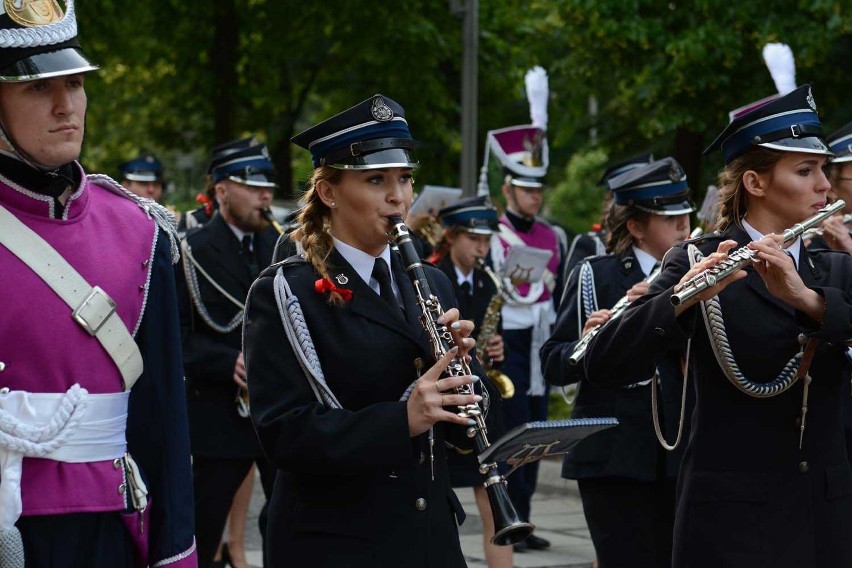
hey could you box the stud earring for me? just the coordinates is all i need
[330,201,336,207]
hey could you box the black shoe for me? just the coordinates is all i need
[512,539,528,553]
[525,534,551,550]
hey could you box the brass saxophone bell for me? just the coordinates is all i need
[488,369,515,399]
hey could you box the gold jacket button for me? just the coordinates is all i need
[798,461,809,473]
[118,483,127,494]
[113,458,122,469]
[415,498,427,511]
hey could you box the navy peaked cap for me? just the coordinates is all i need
[207,137,258,174]
[704,85,831,164]
[291,94,417,170]
[120,153,163,183]
[827,121,852,164]
[210,143,277,188]
[597,152,655,186]
[607,157,695,215]
[438,196,499,234]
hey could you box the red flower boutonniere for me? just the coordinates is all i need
[314,277,353,302]
[195,193,214,217]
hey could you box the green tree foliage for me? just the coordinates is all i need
[72,0,852,225]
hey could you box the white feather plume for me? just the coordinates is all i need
[525,66,549,131]
[762,43,796,95]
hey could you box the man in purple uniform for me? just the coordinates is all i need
[0,2,196,566]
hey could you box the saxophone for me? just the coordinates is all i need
[476,258,516,399]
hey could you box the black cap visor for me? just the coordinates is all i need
[0,46,98,82]
[125,172,162,183]
[326,148,418,170]
[757,136,832,157]
[634,196,697,216]
[227,173,278,188]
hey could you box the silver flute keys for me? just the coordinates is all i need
[671,200,845,307]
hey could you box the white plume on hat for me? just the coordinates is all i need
[762,43,796,95]
[525,66,549,131]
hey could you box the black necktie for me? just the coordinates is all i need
[459,281,472,297]
[372,258,399,312]
[241,234,259,279]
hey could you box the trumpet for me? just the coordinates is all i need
[671,200,845,306]
[801,213,852,240]
[388,216,534,546]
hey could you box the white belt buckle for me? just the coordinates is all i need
[72,286,117,336]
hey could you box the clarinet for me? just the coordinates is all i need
[671,200,845,306]
[388,216,534,546]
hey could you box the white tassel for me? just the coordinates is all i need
[762,43,796,95]
[525,66,549,131]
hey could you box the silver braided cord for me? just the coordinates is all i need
[272,269,341,409]
[0,0,77,48]
[579,261,598,319]
[88,174,180,264]
[271,268,415,408]
[181,241,244,335]
[689,244,804,398]
[0,528,24,568]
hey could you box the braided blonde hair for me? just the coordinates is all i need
[291,166,346,305]
[715,147,782,231]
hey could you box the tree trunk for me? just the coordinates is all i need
[673,128,705,207]
[272,134,294,200]
[211,0,238,144]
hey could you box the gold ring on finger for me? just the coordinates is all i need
[440,394,445,406]
[435,381,441,393]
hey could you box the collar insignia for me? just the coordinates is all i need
[334,273,349,285]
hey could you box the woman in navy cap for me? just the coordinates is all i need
[541,157,695,568]
[243,94,483,567]
[582,85,852,567]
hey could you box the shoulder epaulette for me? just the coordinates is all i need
[88,173,180,264]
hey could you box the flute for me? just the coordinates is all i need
[801,213,852,239]
[569,264,664,366]
[671,200,845,307]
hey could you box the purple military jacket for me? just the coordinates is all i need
[0,165,197,566]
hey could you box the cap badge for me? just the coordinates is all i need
[806,87,817,112]
[4,0,63,27]
[371,96,394,122]
[669,165,683,182]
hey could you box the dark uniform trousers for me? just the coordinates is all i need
[541,251,689,567]
[584,226,852,568]
[244,249,482,568]
[176,212,280,567]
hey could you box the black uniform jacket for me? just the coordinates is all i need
[542,251,691,481]
[175,212,278,458]
[436,255,496,339]
[584,225,852,568]
[244,248,479,568]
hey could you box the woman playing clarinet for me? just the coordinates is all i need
[583,85,852,567]
[242,94,484,567]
